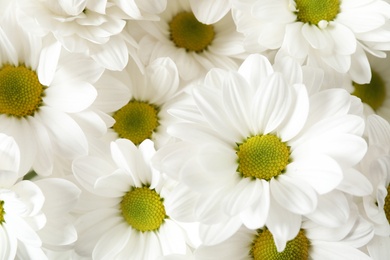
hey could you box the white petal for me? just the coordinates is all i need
[28,117,53,176]
[0,225,17,260]
[251,73,291,134]
[7,215,42,247]
[240,180,270,229]
[286,155,343,194]
[328,23,356,55]
[199,216,242,246]
[90,36,128,71]
[38,107,88,159]
[190,0,230,24]
[266,196,302,252]
[223,178,262,216]
[310,241,372,260]
[35,178,80,214]
[158,219,187,255]
[301,24,329,50]
[72,156,115,193]
[337,168,373,196]
[11,180,44,216]
[37,40,61,86]
[94,169,132,198]
[238,54,274,89]
[270,174,317,214]
[92,222,131,260]
[278,84,309,141]
[222,72,253,137]
[44,82,97,113]
[305,191,349,227]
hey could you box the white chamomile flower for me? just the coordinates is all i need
[356,115,390,259]
[195,206,373,260]
[155,54,367,250]
[72,139,191,259]
[0,133,80,259]
[0,21,104,176]
[232,0,390,86]
[346,53,390,122]
[95,57,183,148]
[134,0,245,81]
[19,0,140,71]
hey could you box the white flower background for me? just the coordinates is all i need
[1,0,390,259]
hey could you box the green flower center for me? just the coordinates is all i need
[0,64,45,117]
[352,70,387,111]
[0,201,4,224]
[120,186,167,232]
[295,0,340,25]
[112,100,159,145]
[236,134,290,181]
[384,185,390,224]
[251,228,310,260]
[169,12,215,52]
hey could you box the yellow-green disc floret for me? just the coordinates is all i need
[120,186,167,232]
[384,185,390,224]
[295,0,340,25]
[0,64,45,117]
[113,100,159,145]
[352,70,387,111]
[169,12,215,52]
[250,228,310,260]
[236,134,290,181]
[0,201,4,224]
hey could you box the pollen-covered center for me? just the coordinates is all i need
[236,134,290,181]
[112,100,159,145]
[352,70,386,111]
[169,11,215,52]
[0,201,4,224]
[295,0,340,25]
[250,228,310,260]
[0,64,45,117]
[384,185,390,224]
[120,186,166,232]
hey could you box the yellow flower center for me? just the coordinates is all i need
[120,186,167,232]
[384,185,390,224]
[0,201,4,224]
[295,0,340,25]
[112,100,159,145]
[169,12,215,52]
[236,134,290,181]
[251,228,310,260]
[0,64,45,117]
[352,70,386,111]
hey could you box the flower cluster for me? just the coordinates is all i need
[1,0,390,259]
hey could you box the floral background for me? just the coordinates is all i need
[1,0,390,259]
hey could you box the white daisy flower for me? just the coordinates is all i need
[134,0,246,81]
[155,54,367,250]
[0,20,104,176]
[94,57,184,148]
[0,133,81,259]
[232,0,390,85]
[356,115,390,259]
[72,139,192,259]
[194,206,373,260]
[346,53,390,122]
[19,0,140,71]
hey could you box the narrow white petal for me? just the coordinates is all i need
[270,174,317,214]
[310,241,372,260]
[199,216,242,246]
